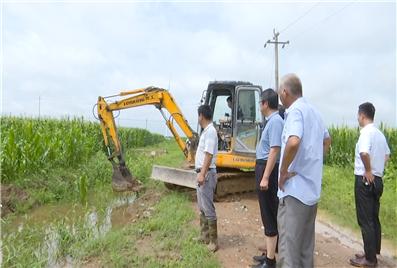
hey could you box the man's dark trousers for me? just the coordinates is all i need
[355,175,384,262]
[255,159,279,237]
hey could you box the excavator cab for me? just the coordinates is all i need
[204,81,263,169]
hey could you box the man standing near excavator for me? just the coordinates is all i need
[195,104,219,252]
[252,88,284,268]
[277,73,331,268]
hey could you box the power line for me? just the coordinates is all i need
[289,1,356,42]
[279,2,321,34]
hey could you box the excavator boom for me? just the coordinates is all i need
[97,86,198,192]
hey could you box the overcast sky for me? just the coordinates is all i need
[2,1,396,135]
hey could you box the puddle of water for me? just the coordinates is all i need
[45,227,60,268]
[2,193,137,268]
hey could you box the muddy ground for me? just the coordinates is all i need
[3,185,396,268]
[46,189,397,268]
[199,192,397,268]
[1,184,29,217]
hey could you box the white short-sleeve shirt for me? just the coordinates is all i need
[354,123,391,177]
[195,123,218,169]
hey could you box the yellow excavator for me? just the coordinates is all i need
[96,81,265,196]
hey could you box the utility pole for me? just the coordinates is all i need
[264,29,289,90]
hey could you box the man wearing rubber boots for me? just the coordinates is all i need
[195,104,219,252]
[252,88,284,268]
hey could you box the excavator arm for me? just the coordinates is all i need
[97,86,199,191]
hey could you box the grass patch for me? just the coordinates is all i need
[2,185,219,267]
[2,140,218,267]
[320,165,397,245]
[150,138,186,168]
[78,191,219,267]
[4,151,113,214]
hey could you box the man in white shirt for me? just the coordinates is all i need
[277,74,331,268]
[349,102,390,268]
[195,104,219,252]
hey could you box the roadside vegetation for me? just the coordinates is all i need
[0,116,164,214]
[1,116,219,267]
[321,126,396,244]
[1,117,395,266]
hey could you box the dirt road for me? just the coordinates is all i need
[195,192,396,268]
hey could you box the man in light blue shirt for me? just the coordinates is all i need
[277,74,331,268]
[252,89,284,268]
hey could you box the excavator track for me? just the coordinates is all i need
[215,171,255,198]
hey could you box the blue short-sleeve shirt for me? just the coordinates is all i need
[256,111,284,160]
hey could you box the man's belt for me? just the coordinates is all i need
[256,159,267,164]
[195,167,216,173]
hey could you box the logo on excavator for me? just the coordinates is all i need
[123,97,145,106]
[232,157,251,162]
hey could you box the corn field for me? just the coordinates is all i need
[1,117,395,183]
[326,125,397,181]
[0,116,165,183]
[326,125,396,166]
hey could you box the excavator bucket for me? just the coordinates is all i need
[112,162,142,192]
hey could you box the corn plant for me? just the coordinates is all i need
[325,125,396,184]
[326,125,396,167]
[0,116,165,183]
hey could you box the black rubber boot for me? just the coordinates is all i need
[207,219,218,252]
[197,211,209,244]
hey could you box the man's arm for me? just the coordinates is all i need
[383,154,390,171]
[197,152,213,185]
[279,136,300,191]
[323,136,331,156]
[260,146,280,190]
[198,128,217,186]
[360,152,374,184]
[385,142,391,167]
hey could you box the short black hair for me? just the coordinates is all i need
[227,96,232,102]
[358,102,375,120]
[261,88,279,109]
[198,104,213,120]
[278,104,285,119]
